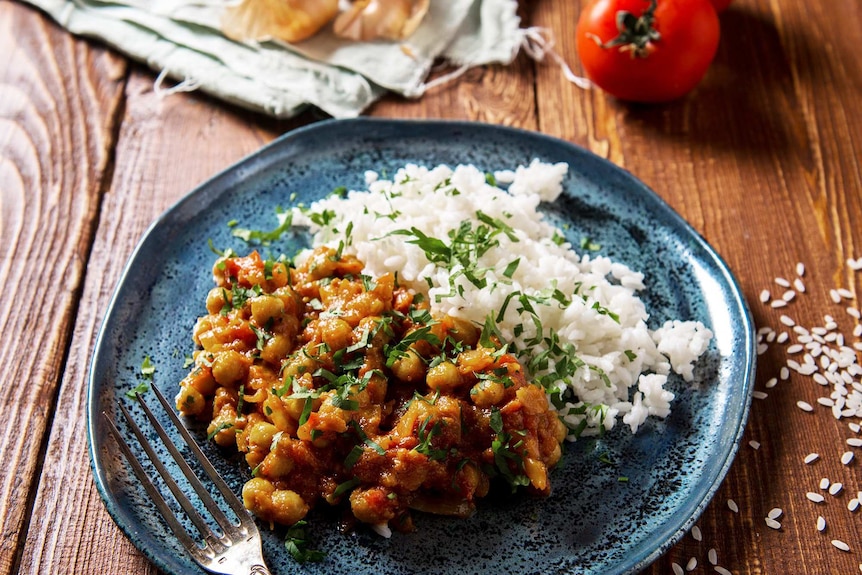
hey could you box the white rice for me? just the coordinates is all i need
[292,161,713,437]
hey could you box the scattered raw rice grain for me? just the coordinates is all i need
[766,330,776,342]
[753,391,768,400]
[770,300,788,308]
[817,516,826,531]
[830,289,842,303]
[759,290,771,303]
[672,562,684,575]
[691,525,702,541]
[787,344,804,354]
[757,343,768,355]
[818,397,835,407]
[848,498,860,512]
[715,567,732,575]
[767,507,783,519]
[854,342,862,351]
[796,262,806,276]
[775,277,791,288]
[766,377,778,388]
[686,557,697,571]
[829,482,843,495]
[780,367,790,380]
[765,517,781,529]
[847,437,862,447]
[848,307,861,319]
[777,332,789,343]
[708,548,718,565]
[848,257,862,271]
[807,492,826,503]
[749,440,761,449]
[780,315,796,327]
[804,453,820,464]
[832,539,851,552]
[783,290,796,302]
[787,359,802,371]
[854,325,862,338]
[794,277,806,292]
[728,499,739,512]
[850,422,861,433]
[797,401,814,412]
[820,477,831,489]
[838,288,854,299]
[813,373,829,385]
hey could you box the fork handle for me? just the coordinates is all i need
[250,566,271,575]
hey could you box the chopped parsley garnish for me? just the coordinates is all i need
[125,355,155,398]
[285,520,325,563]
[232,208,294,246]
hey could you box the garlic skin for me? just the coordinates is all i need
[222,0,340,43]
[333,0,430,42]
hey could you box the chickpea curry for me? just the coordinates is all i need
[176,246,567,532]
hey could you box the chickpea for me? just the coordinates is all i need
[175,385,205,416]
[247,420,278,449]
[211,350,248,386]
[457,348,495,375]
[426,361,462,392]
[268,262,289,288]
[259,449,294,478]
[320,317,353,351]
[242,478,308,525]
[469,379,505,407]
[260,334,292,366]
[516,385,550,415]
[390,349,425,383]
[250,295,284,326]
[205,287,228,315]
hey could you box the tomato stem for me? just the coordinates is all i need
[589,0,660,58]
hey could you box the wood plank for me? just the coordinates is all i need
[0,3,127,573]
[13,68,303,573]
[532,0,862,573]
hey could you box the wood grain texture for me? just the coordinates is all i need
[6,0,862,572]
[0,3,126,573]
[532,0,862,573]
[13,69,304,574]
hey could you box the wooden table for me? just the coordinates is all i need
[2,0,861,573]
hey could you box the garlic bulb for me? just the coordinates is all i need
[333,0,430,42]
[222,0,339,43]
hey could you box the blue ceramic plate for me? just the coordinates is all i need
[88,119,755,575]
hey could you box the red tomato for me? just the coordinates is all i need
[709,0,733,12]
[576,0,720,103]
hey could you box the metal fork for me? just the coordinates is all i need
[103,384,272,575]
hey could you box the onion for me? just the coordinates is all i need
[222,0,339,43]
[333,0,430,41]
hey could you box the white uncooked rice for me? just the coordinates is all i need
[807,492,825,503]
[817,516,826,531]
[293,161,713,438]
[804,452,820,464]
[765,517,781,530]
[714,567,732,575]
[832,539,851,552]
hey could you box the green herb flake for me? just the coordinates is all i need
[285,520,325,564]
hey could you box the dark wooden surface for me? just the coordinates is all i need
[2,0,862,572]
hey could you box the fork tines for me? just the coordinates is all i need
[103,385,270,575]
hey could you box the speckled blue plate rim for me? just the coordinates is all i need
[87,118,756,575]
